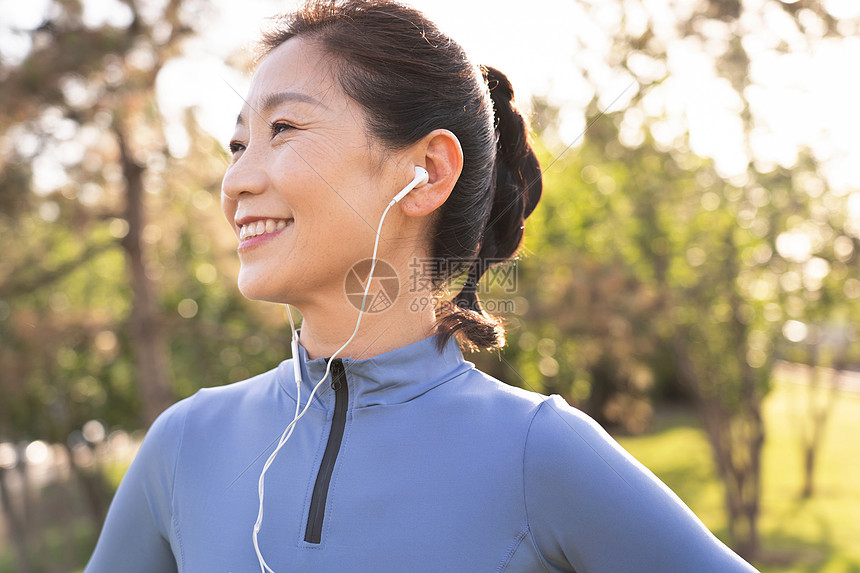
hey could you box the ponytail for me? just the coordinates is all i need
[435,66,543,351]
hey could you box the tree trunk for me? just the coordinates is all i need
[800,338,847,499]
[672,330,763,561]
[0,466,32,573]
[63,443,110,526]
[115,124,174,426]
[800,341,820,499]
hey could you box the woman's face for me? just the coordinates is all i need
[221,38,409,306]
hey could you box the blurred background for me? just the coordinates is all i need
[1,0,859,571]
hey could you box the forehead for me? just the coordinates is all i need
[242,38,340,118]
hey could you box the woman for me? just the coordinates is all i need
[86,1,758,571]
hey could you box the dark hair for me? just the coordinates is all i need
[258,0,542,351]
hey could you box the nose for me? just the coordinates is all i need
[221,151,269,202]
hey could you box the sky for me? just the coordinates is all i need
[2,0,860,192]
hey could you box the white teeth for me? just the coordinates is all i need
[238,218,291,240]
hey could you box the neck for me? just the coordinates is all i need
[294,291,437,360]
[291,216,439,360]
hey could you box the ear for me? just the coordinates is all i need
[398,129,463,217]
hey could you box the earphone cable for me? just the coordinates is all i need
[253,200,397,573]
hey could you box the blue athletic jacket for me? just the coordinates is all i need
[85,334,758,572]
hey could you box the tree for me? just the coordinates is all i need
[479,0,860,561]
[1,0,202,568]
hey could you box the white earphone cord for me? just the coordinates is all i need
[252,308,302,573]
[252,171,420,572]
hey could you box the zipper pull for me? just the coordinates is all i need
[330,359,343,390]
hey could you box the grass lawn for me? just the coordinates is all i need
[616,381,860,573]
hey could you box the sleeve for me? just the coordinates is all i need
[84,398,191,573]
[524,395,759,573]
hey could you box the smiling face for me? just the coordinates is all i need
[221,38,411,307]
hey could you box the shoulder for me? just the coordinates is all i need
[140,362,287,457]
[521,396,758,572]
[454,366,547,407]
[441,366,549,426]
[176,362,286,423]
[522,394,669,511]
[525,394,634,479]
[192,362,285,403]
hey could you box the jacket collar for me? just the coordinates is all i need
[277,333,473,410]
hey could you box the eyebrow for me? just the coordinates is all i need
[236,90,327,127]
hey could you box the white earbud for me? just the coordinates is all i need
[390,166,429,205]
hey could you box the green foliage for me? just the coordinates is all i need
[491,114,777,433]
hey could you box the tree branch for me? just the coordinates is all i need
[0,240,117,298]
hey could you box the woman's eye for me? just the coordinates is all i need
[226,123,295,156]
[270,122,294,137]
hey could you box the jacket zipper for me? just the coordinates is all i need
[304,358,348,544]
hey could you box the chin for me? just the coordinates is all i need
[237,274,288,304]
